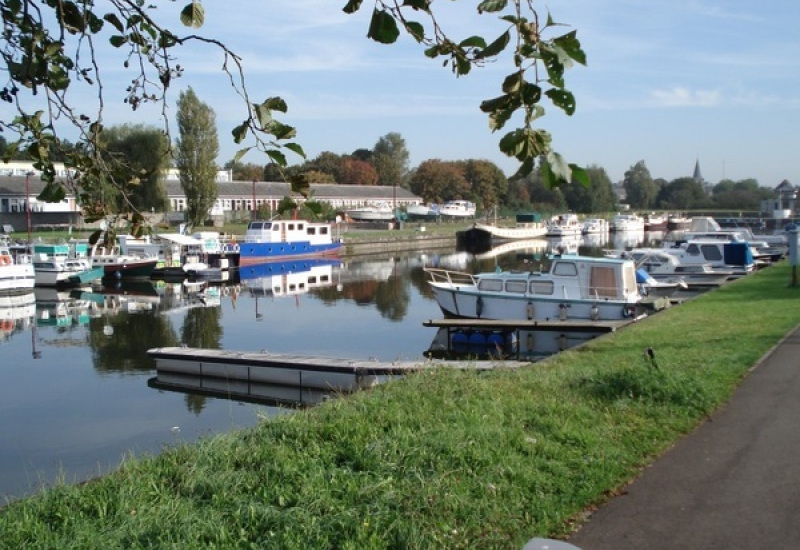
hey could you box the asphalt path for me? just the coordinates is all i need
[568,326,800,550]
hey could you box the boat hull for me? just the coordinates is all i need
[0,265,36,293]
[99,259,158,280]
[238,242,343,266]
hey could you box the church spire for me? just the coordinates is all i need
[693,158,704,183]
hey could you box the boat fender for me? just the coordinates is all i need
[476,295,484,318]
[526,301,534,320]
[622,304,636,318]
[559,303,568,321]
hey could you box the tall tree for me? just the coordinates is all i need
[176,88,219,228]
[657,177,709,210]
[372,133,410,187]
[101,124,170,213]
[623,161,659,209]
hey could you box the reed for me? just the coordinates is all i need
[2,261,798,549]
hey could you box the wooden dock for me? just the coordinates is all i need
[147,347,523,394]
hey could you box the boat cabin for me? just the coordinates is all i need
[244,220,336,246]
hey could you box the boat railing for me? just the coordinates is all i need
[423,267,477,286]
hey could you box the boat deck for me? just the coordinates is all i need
[423,318,630,333]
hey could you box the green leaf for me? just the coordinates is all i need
[233,147,251,164]
[180,2,205,29]
[262,97,288,113]
[478,0,508,14]
[342,0,363,14]
[405,21,425,41]
[266,149,287,166]
[501,72,523,94]
[232,122,248,144]
[284,142,306,159]
[459,36,487,49]
[109,35,127,48]
[476,30,510,60]
[569,163,590,187]
[402,0,430,10]
[545,88,576,115]
[103,13,125,33]
[289,175,311,198]
[368,9,400,44]
[37,182,66,203]
[553,30,586,65]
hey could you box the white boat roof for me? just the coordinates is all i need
[156,233,204,246]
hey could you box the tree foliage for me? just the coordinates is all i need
[408,160,470,203]
[371,132,409,187]
[176,87,219,228]
[1,0,586,233]
[623,160,659,209]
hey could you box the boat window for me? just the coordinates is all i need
[552,261,578,276]
[309,276,317,284]
[477,279,503,292]
[273,224,280,231]
[308,227,317,235]
[297,223,304,230]
[249,222,262,230]
[685,244,701,256]
[262,222,271,230]
[589,266,619,298]
[505,280,527,293]
[320,275,330,283]
[530,281,554,295]
[700,245,723,261]
[320,227,329,235]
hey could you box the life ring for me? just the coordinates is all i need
[0,320,12,331]
[622,305,636,318]
[0,255,11,266]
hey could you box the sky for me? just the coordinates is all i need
[10,0,800,187]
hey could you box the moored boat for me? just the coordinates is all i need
[238,219,343,266]
[89,243,159,281]
[405,203,441,221]
[439,200,477,219]
[0,241,35,293]
[30,243,103,287]
[345,202,395,222]
[610,213,645,232]
[582,218,609,235]
[458,213,547,250]
[424,253,643,322]
[546,213,582,237]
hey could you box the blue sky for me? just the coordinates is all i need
[31,1,800,186]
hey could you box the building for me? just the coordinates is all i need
[0,162,422,231]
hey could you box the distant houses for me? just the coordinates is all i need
[0,161,422,232]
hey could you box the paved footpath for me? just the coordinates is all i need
[568,326,800,550]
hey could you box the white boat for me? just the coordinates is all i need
[462,213,548,246]
[582,218,609,235]
[635,267,687,297]
[345,202,395,222]
[546,213,582,237]
[0,242,35,293]
[424,253,643,322]
[659,238,756,277]
[611,249,733,288]
[29,243,102,287]
[405,204,440,221]
[610,213,645,232]
[439,200,476,219]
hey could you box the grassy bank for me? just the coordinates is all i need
[2,262,799,548]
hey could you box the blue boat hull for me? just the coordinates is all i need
[238,241,343,265]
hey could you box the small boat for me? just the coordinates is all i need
[635,268,687,297]
[238,219,343,266]
[30,243,103,287]
[546,213,582,237]
[643,213,668,231]
[0,241,35,293]
[667,213,692,231]
[89,243,159,281]
[458,213,547,249]
[610,213,645,232]
[424,253,644,322]
[405,204,441,221]
[439,200,477,219]
[582,218,609,235]
[609,249,733,288]
[345,202,395,222]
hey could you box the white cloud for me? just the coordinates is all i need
[650,87,722,107]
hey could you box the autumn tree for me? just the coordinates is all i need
[462,160,508,212]
[176,88,219,228]
[408,160,470,204]
[224,161,265,182]
[341,158,379,186]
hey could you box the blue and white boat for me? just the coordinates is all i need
[238,219,343,266]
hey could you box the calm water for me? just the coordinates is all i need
[0,230,659,502]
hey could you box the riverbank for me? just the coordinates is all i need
[2,261,799,548]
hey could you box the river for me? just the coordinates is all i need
[0,230,659,503]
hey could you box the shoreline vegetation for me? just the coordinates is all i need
[2,243,799,548]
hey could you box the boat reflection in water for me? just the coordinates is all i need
[0,290,36,342]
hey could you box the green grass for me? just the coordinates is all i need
[2,262,799,549]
